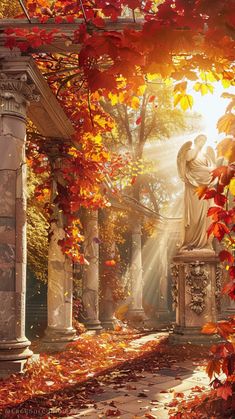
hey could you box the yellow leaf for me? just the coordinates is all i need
[118,92,125,103]
[207,71,218,82]
[217,114,235,135]
[222,79,231,88]
[229,178,235,196]
[174,92,182,107]
[137,84,146,96]
[147,72,159,81]
[108,93,118,106]
[193,82,214,95]
[165,78,173,86]
[131,96,140,110]
[180,94,193,111]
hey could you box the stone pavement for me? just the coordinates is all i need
[65,334,211,419]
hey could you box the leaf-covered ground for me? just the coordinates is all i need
[0,331,232,419]
[0,331,233,418]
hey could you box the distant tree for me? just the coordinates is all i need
[102,82,202,208]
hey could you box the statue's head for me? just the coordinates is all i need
[194,134,207,150]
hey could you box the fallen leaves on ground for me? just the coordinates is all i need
[0,336,217,419]
[0,332,165,413]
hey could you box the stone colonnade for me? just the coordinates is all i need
[0,69,150,377]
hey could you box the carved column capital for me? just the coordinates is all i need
[0,72,39,119]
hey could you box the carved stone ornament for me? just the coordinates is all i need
[186,261,209,315]
[0,72,40,118]
[171,263,179,309]
[215,265,223,312]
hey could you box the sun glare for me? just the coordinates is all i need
[191,82,235,147]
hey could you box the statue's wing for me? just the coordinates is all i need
[177,141,192,181]
[206,146,216,164]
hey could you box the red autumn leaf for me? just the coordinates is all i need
[214,193,227,207]
[123,0,141,10]
[131,176,137,184]
[87,69,116,92]
[203,188,217,200]
[66,15,75,23]
[222,280,235,298]
[149,95,155,103]
[229,266,235,279]
[207,206,225,221]
[54,16,63,23]
[219,250,234,264]
[92,17,105,28]
[136,116,142,125]
[217,384,232,400]
[211,165,234,185]
[207,221,230,241]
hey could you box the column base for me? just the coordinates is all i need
[101,318,117,330]
[155,309,173,323]
[41,327,78,352]
[0,339,32,361]
[126,308,147,328]
[144,318,172,331]
[219,308,235,320]
[0,339,33,377]
[84,319,102,331]
[169,326,221,345]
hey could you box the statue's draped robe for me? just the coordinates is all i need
[183,153,214,249]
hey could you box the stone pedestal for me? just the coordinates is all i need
[127,218,146,325]
[170,249,221,344]
[82,210,102,331]
[0,73,37,375]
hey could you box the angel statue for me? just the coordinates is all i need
[177,134,216,251]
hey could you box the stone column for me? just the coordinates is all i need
[127,217,146,324]
[82,210,102,330]
[0,73,36,375]
[153,235,171,324]
[43,154,77,350]
[100,240,117,330]
[170,250,220,344]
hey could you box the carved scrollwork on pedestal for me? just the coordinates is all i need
[186,261,209,315]
[171,263,179,309]
[215,265,223,312]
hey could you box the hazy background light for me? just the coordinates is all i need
[190,82,235,147]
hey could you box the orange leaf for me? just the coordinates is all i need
[202,322,218,335]
[105,259,116,267]
[206,359,221,380]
